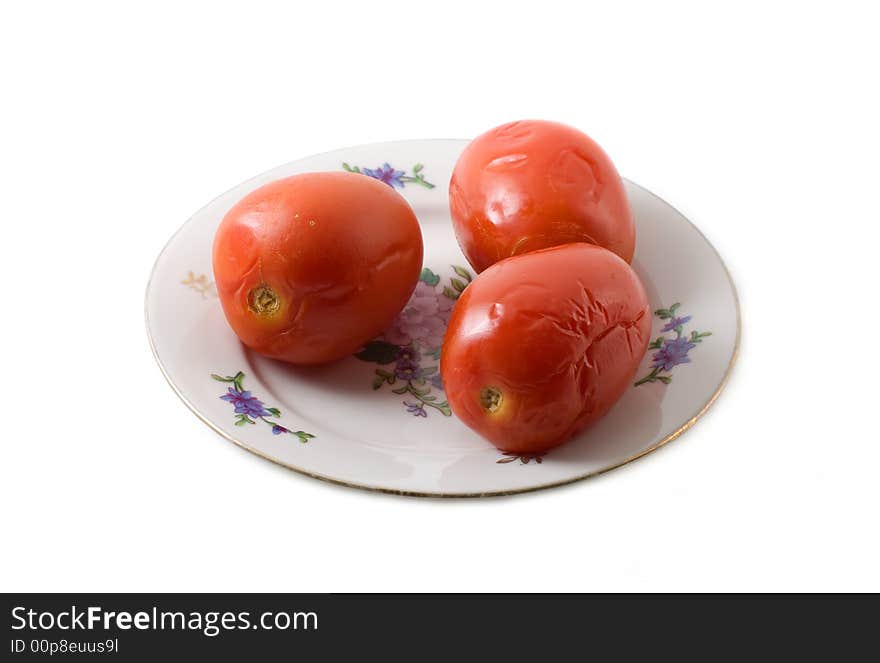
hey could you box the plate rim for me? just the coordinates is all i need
[144,140,741,498]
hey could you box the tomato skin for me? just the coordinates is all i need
[440,243,650,453]
[213,172,423,365]
[449,120,635,273]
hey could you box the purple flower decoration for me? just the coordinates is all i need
[212,372,316,440]
[396,346,419,364]
[363,163,405,189]
[220,387,270,418]
[404,401,427,417]
[635,305,710,387]
[343,161,435,189]
[661,315,692,333]
[395,363,419,380]
[652,337,697,371]
[393,345,421,380]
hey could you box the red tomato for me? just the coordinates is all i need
[449,120,635,273]
[213,172,423,365]
[440,243,650,453]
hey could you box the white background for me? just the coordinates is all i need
[1,1,878,592]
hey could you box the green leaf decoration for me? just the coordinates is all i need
[424,347,442,360]
[413,163,423,173]
[234,414,255,426]
[231,372,245,390]
[211,373,230,382]
[657,376,672,384]
[391,386,409,395]
[669,303,681,314]
[418,366,437,377]
[450,277,468,292]
[355,340,400,364]
[648,338,664,349]
[294,431,315,443]
[451,265,473,282]
[419,268,440,286]
[442,286,458,299]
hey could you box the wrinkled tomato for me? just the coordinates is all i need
[213,172,423,364]
[440,243,650,453]
[449,120,635,273]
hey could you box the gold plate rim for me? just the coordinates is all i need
[144,148,741,499]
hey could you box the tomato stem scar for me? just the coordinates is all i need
[248,285,280,317]
[480,386,503,413]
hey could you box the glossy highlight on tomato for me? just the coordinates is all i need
[213,171,423,365]
[440,243,651,453]
[449,120,635,273]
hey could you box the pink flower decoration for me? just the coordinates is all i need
[384,281,453,348]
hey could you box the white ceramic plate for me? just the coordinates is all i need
[146,139,739,497]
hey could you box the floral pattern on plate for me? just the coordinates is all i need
[355,265,473,417]
[181,271,216,298]
[497,452,547,465]
[212,371,315,443]
[635,303,711,386]
[342,161,435,189]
